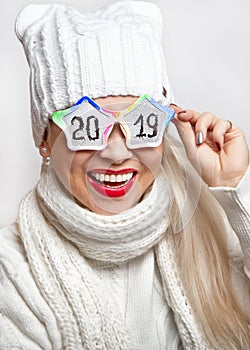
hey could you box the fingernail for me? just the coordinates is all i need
[170,103,179,107]
[196,131,203,145]
[177,110,187,116]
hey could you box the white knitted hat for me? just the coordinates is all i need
[15,1,174,147]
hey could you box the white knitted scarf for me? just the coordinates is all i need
[18,164,208,349]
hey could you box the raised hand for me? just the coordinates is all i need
[170,104,249,187]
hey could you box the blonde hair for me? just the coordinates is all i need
[161,134,250,349]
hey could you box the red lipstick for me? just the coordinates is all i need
[87,168,137,197]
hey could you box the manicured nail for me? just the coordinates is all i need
[177,110,187,116]
[196,131,203,145]
[170,103,179,107]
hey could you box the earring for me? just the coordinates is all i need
[40,147,50,166]
[41,147,47,154]
[42,156,51,167]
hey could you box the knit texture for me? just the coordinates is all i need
[209,167,250,278]
[16,163,209,349]
[1,167,250,349]
[15,1,174,147]
[37,165,172,262]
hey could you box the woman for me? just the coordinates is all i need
[0,1,249,349]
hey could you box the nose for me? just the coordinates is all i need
[99,124,133,164]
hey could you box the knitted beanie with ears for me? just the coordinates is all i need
[15,1,174,147]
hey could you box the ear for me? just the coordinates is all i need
[39,141,51,158]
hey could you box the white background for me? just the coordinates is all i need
[0,0,250,228]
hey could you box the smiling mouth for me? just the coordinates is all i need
[87,169,137,197]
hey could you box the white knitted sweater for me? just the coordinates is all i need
[0,166,249,349]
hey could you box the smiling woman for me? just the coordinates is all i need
[43,95,166,214]
[0,1,249,350]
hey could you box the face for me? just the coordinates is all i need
[41,96,163,215]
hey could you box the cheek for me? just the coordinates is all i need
[134,144,163,196]
[48,129,93,194]
[137,144,163,175]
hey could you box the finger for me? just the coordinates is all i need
[174,108,200,124]
[169,103,187,118]
[171,110,199,159]
[192,112,218,145]
[210,119,233,150]
[172,109,205,150]
[225,120,234,133]
[170,106,201,152]
[169,104,202,126]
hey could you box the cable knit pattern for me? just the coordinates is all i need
[18,193,131,349]
[36,165,171,262]
[0,166,249,348]
[156,238,209,349]
[16,164,171,349]
[16,164,210,349]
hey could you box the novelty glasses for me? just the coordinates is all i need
[52,94,175,151]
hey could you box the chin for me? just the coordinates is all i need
[75,180,145,215]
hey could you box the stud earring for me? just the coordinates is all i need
[41,147,47,154]
[41,147,50,166]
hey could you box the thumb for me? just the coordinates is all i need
[169,103,185,116]
[170,104,197,158]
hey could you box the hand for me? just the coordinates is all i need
[170,104,249,187]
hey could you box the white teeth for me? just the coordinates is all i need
[93,172,134,183]
[117,174,122,182]
[110,174,116,182]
